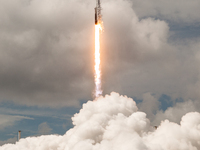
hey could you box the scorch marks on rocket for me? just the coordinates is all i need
[95,0,102,25]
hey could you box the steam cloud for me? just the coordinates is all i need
[1,92,200,150]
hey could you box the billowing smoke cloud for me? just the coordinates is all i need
[131,0,200,24]
[0,0,96,107]
[1,92,200,150]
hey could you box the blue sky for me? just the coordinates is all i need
[0,101,81,141]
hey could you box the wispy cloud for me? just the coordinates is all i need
[0,115,33,130]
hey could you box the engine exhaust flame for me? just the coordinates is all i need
[94,24,102,97]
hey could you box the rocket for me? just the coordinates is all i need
[95,7,98,25]
[95,0,102,25]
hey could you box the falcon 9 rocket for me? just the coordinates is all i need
[95,0,102,25]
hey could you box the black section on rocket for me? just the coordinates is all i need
[95,0,101,25]
[95,8,98,25]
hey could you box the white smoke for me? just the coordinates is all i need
[1,92,200,150]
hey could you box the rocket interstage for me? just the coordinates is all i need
[94,0,102,98]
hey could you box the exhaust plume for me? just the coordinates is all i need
[94,24,102,97]
[1,92,200,150]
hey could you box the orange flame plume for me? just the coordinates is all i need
[94,24,102,97]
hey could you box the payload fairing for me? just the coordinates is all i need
[95,0,102,25]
